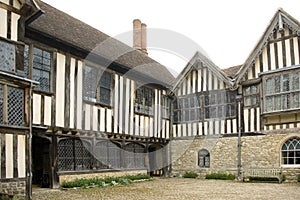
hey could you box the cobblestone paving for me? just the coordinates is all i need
[33,178,300,200]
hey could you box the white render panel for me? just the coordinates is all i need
[140,116,144,137]
[197,69,202,92]
[124,78,130,135]
[192,70,196,93]
[182,124,187,137]
[100,107,105,132]
[17,135,26,178]
[203,69,207,92]
[55,53,65,127]
[135,115,139,136]
[177,124,182,137]
[92,106,98,131]
[32,94,41,124]
[277,41,283,68]
[250,108,255,132]
[173,125,177,137]
[293,37,300,65]
[145,117,149,137]
[198,122,202,135]
[220,120,225,134]
[285,38,292,67]
[150,117,154,137]
[119,76,123,134]
[114,74,119,133]
[106,109,112,133]
[244,109,249,133]
[187,73,191,95]
[158,90,162,137]
[192,123,197,136]
[44,96,52,126]
[262,47,268,73]
[187,123,192,137]
[182,79,186,95]
[209,121,214,135]
[256,107,260,131]
[11,13,19,41]
[226,120,231,134]
[130,80,134,135]
[232,119,237,133]
[76,61,83,129]
[270,43,276,71]
[5,134,13,179]
[166,120,170,139]
[84,104,91,130]
[0,8,7,38]
[69,58,76,129]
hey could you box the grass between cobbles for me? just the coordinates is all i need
[61,174,151,189]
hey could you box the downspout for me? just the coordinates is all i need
[168,93,175,176]
[236,95,242,180]
[27,82,33,200]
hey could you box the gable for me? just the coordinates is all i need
[235,9,300,85]
[172,51,234,96]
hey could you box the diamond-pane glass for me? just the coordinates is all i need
[0,41,15,72]
[7,86,24,126]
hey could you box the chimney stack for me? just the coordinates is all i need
[133,19,148,55]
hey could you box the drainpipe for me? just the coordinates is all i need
[27,82,33,200]
[236,95,242,180]
[168,94,174,177]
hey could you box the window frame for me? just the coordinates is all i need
[198,149,210,168]
[31,46,52,93]
[243,84,259,108]
[280,137,300,167]
[83,65,113,107]
[262,69,300,114]
[134,85,154,116]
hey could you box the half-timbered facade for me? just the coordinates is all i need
[0,0,174,199]
[171,9,300,181]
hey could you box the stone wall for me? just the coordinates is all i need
[0,180,26,199]
[171,131,300,181]
[59,169,147,184]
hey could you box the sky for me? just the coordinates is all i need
[42,0,300,76]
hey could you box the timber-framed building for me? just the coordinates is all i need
[0,1,300,199]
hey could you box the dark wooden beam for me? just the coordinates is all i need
[0,2,21,15]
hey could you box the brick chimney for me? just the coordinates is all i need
[133,19,148,55]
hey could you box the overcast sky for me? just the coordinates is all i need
[42,0,300,76]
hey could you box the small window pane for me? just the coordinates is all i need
[275,76,281,93]
[266,77,273,95]
[293,72,299,91]
[283,74,290,92]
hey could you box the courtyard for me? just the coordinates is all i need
[33,178,300,200]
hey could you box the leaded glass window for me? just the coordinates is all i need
[57,139,92,171]
[174,94,202,123]
[281,138,300,165]
[198,149,210,168]
[124,143,145,169]
[0,84,24,126]
[32,47,51,92]
[244,85,259,107]
[135,86,154,115]
[204,91,236,119]
[263,70,300,113]
[7,86,24,126]
[162,96,170,119]
[0,40,15,72]
[84,65,112,106]
[95,141,121,169]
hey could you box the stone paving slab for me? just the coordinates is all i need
[32,178,300,200]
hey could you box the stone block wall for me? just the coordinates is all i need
[0,180,26,199]
[171,131,300,181]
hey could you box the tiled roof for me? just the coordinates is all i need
[222,65,242,78]
[27,1,174,87]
